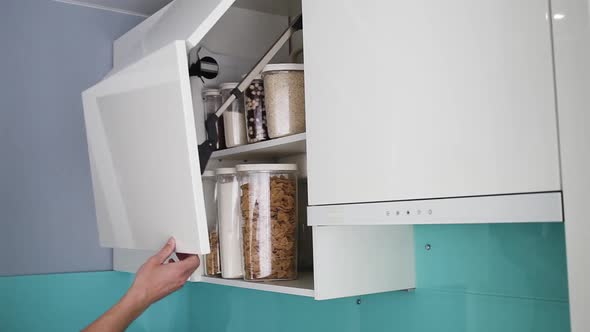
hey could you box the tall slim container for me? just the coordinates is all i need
[216,168,243,278]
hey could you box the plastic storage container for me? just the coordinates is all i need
[216,168,243,279]
[244,76,269,143]
[261,64,305,138]
[220,83,247,148]
[237,164,298,281]
[202,88,225,150]
[202,170,221,276]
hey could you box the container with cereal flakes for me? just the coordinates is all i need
[236,164,298,281]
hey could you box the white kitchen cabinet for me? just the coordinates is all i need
[83,0,415,300]
[303,0,562,207]
[82,0,566,301]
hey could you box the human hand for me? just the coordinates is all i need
[83,238,199,332]
[127,237,200,307]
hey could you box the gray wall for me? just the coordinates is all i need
[0,0,143,276]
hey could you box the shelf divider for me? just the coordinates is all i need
[210,132,306,160]
[201,271,314,297]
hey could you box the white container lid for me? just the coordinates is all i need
[236,164,298,172]
[215,167,237,175]
[262,63,304,73]
[202,170,216,177]
[202,88,220,96]
[219,82,238,90]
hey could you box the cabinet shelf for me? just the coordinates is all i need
[201,271,314,297]
[210,133,306,160]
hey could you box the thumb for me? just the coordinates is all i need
[154,237,176,264]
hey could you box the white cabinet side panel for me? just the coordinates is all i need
[313,225,415,300]
[303,0,561,206]
[551,0,590,331]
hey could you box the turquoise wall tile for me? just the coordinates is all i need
[415,223,569,301]
[0,223,570,331]
[186,282,360,332]
[0,272,191,332]
[0,272,131,331]
[360,289,570,332]
[132,279,192,332]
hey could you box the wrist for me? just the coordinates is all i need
[123,285,152,312]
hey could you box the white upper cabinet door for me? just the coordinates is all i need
[114,0,235,70]
[303,0,561,206]
[82,41,209,254]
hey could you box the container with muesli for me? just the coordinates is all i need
[236,164,298,281]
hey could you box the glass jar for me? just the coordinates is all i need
[215,168,243,279]
[244,76,269,143]
[220,83,247,148]
[237,164,298,281]
[261,64,305,139]
[202,170,221,276]
[202,88,226,150]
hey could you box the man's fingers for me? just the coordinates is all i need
[154,237,176,264]
[177,255,200,274]
[176,253,190,261]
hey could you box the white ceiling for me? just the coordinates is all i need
[56,0,173,17]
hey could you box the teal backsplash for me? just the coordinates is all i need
[0,223,570,331]
[0,272,190,332]
[415,223,569,300]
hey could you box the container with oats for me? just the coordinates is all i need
[202,170,221,276]
[261,64,305,139]
[237,164,298,281]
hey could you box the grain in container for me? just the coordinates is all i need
[237,164,298,281]
[216,168,243,279]
[220,83,247,148]
[261,64,305,138]
[244,75,269,143]
[202,170,221,276]
[202,88,226,150]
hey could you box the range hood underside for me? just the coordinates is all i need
[308,192,563,226]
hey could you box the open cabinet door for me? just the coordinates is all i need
[82,41,209,254]
[113,0,236,70]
